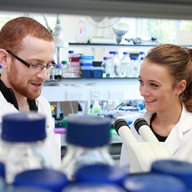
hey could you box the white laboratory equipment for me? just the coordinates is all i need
[114,118,171,173]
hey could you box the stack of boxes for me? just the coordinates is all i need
[81,56,94,78]
[68,53,81,78]
[81,56,103,78]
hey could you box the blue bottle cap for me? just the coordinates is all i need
[66,115,111,147]
[14,168,69,192]
[1,112,46,142]
[151,159,192,189]
[56,64,63,69]
[103,57,109,60]
[68,50,74,54]
[109,51,118,55]
[75,164,128,186]
[124,173,186,192]
[62,183,126,192]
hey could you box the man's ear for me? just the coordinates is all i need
[178,80,187,95]
[0,49,10,68]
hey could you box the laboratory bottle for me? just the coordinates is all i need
[1,112,51,184]
[101,56,110,78]
[54,64,63,80]
[61,60,69,78]
[0,177,5,192]
[120,51,130,77]
[68,50,74,61]
[62,183,126,192]
[68,50,74,73]
[151,159,192,190]
[13,168,69,192]
[60,115,114,180]
[130,57,139,77]
[138,51,145,63]
[7,186,52,192]
[123,173,186,192]
[74,163,129,187]
[49,65,55,81]
[138,51,145,72]
[0,162,5,180]
[91,100,101,115]
[108,51,120,77]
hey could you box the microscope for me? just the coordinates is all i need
[114,118,171,173]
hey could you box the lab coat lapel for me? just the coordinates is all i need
[165,105,192,156]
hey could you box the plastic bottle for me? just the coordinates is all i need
[13,168,69,192]
[75,164,129,187]
[0,163,5,181]
[0,112,51,184]
[108,51,120,77]
[101,57,110,78]
[151,159,192,190]
[123,173,186,192]
[68,50,74,61]
[61,115,114,180]
[91,100,101,115]
[68,50,74,68]
[61,60,69,78]
[62,183,126,192]
[0,178,5,192]
[54,64,63,80]
[130,57,139,77]
[120,52,130,77]
[7,186,52,192]
[138,51,145,72]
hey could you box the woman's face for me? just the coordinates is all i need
[139,59,181,113]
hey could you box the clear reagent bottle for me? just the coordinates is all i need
[1,112,51,184]
[61,115,114,180]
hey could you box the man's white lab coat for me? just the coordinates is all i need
[0,92,61,168]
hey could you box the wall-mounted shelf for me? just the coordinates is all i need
[69,43,159,47]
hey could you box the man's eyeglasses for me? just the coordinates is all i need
[7,50,56,73]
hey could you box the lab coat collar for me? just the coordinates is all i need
[165,105,191,155]
[143,105,192,155]
[143,104,191,134]
[0,79,38,111]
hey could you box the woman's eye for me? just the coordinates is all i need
[150,83,159,88]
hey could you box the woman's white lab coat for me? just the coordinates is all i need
[0,92,61,168]
[120,104,192,168]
